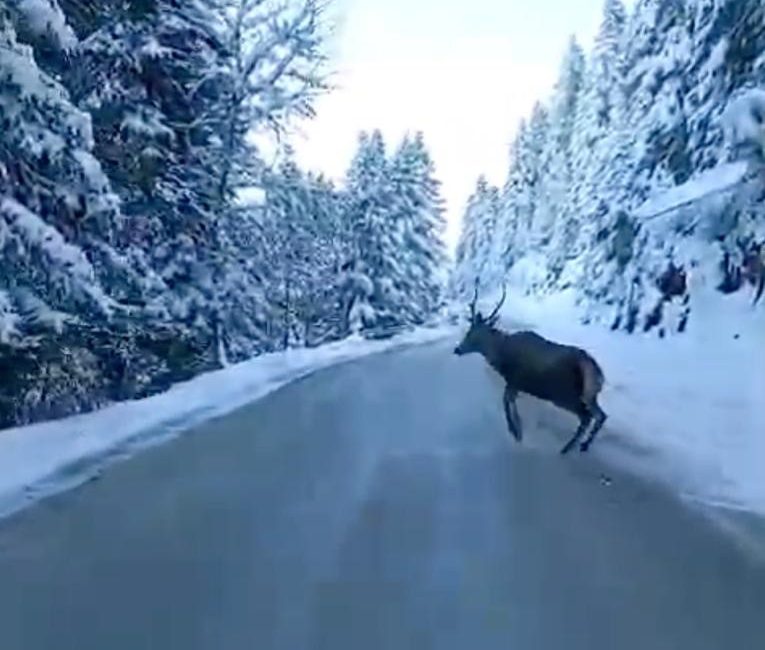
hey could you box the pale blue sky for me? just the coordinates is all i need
[292,0,620,248]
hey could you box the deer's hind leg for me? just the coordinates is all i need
[560,403,592,456]
[579,400,607,453]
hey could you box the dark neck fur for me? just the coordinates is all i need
[479,327,512,373]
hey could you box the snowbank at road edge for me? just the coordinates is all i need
[0,326,456,520]
[486,289,764,521]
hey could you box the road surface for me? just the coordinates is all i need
[0,340,763,649]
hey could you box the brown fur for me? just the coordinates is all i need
[580,354,605,404]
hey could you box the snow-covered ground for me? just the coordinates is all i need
[488,289,765,519]
[0,326,455,519]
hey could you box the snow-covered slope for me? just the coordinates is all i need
[489,289,764,518]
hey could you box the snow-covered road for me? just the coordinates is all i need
[0,339,763,650]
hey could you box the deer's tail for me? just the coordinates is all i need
[580,354,605,404]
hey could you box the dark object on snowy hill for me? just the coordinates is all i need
[657,263,687,299]
[717,245,765,304]
[742,246,765,305]
[454,283,607,455]
[611,211,638,270]
[718,252,744,294]
[641,264,691,335]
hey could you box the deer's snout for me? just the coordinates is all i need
[454,344,466,356]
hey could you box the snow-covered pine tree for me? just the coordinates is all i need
[492,121,530,278]
[0,6,161,425]
[341,130,402,333]
[1,7,106,323]
[389,132,447,324]
[572,0,642,324]
[261,153,332,348]
[569,0,627,269]
[453,176,500,298]
[209,190,275,361]
[628,0,694,194]
[537,36,585,286]
[520,103,550,247]
[298,172,349,345]
[686,0,765,172]
[493,103,552,294]
[453,190,479,299]
[65,0,231,353]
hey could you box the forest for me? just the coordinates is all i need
[3,0,765,430]
[0,0,446,427]
[453,0,765,335]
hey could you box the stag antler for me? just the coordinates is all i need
[468,278,480,322]
[486,284,507,325]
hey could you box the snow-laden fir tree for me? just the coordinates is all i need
[296,172,350,345]
[503,103,549,263]
[569,0,627,264]
[491,120,529,278]
[453,176,500,298]
[65,0,228,341]
[687,0,765,172]
[0,5,164,425]
[538,36,585,285]
[389,132,448,324]
[342,130,398,331]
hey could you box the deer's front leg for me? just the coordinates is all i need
[503,385,522,442]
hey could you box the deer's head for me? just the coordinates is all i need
[454,283,506,356]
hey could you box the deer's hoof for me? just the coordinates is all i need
[579,442,591,453]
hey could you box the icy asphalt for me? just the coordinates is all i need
[0,339,763,649]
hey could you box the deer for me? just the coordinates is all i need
[454,284,607,455]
